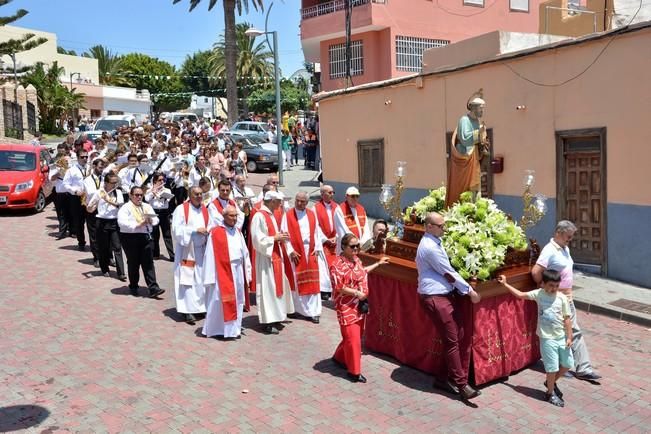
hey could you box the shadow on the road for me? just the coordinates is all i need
[110,286,133,296]
[58,245,84,251]
[45,223,58,229]
[45,215,57,221]
[241,315,277,335]
[502,381,544,401]
[162,307,187,323]
[389,365,478,408]
[81,270,103,279]
[0,405,50,431]
[78,257,95,266]
[0,209,35,218]
[312,358,349,381]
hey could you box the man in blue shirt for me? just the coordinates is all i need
[416,212,482,400]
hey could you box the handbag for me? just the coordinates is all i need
[357,298,369,314]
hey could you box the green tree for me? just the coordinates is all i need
[210,22,273,115]
[119,53,190,112]
[180,50,215,95]
[173,0,264,125]
[0,0,47,81]
[82,45,126,86]
[247,79,310,115]
[57,46,77,56]
[21,62,86,134]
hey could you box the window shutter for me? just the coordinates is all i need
[357,139,384,189]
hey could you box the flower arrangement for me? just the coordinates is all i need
[442,192,528,280]
[404,186,447,223]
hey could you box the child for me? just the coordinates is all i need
[497,269,573,407]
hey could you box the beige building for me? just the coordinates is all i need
[315,21,651,288]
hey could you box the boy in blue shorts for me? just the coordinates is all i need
[497,269,573,407]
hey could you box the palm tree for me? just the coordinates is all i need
[210,22,273,114]
[82,45,126,86]
[173,0,264,125]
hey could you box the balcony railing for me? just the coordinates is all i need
[301,0,386,20]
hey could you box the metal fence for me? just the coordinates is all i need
[3,99,24,140]
[26,101,36,135]
[301,0,387,20]
[396,36,449,72]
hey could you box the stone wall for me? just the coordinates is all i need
[0,82,39,143]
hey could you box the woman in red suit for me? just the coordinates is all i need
[330,233,389,383]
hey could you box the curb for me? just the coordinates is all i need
[573,299,651,328]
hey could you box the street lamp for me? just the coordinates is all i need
[69,73,82,130]
[245,25,283,186]
[69,72,81,91]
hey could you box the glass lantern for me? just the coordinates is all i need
[379,184,395,204]
[395,161,407,178]
[523,169,535,188]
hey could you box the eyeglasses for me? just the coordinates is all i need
[346,244,360,250]
[428,222,445,229]
[132,193,143,197]
[78,155,88,159]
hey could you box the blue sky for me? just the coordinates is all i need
[11,0,305,76]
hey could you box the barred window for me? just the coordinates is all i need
[463,0,485,6]
[396,36,450,72]
[329,40,363,79]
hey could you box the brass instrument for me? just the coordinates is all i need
[54,156,69,172]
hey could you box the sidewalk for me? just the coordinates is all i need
[281,168,651,328]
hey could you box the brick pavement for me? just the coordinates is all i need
[0,201,649,433]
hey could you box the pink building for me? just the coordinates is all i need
[301,0,543,92]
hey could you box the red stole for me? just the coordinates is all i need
[260,210,284,297]
[341,201,366,238]
[212,197,237,214]
[315,200,338,263]
[286,209,320,295]
[247,207,258,294]
[182,202,209,268]
[274,206,296,291]
[210,226,238,321]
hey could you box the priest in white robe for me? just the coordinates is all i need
[333,186,372,254]
[250,191,294,335]
[282,191,325,323]
[171,186,210,324]
[203,205,252,340]
[208,179,244,229]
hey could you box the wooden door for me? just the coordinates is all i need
[556,128,607,270]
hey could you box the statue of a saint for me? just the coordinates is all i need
[445,90,490,208]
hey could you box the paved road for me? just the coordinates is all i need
[0,183,649,432]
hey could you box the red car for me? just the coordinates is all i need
[0,143,54,212]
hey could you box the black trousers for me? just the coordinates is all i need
[119,232,159,291]
[96,218,125,276]
[152,208,174,259]
[68,194,86,245]
[85,211,98,260]
[173,186,187,205]
[53,191,70,236]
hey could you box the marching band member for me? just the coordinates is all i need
[117,186,165,298]
[50,144,71,239]
[145,172,175,261]
[63,149,90,251]
[83,158,105,267]
[88,173,126,280]
[189,155,209,187]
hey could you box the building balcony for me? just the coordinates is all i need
[301,0,386,20]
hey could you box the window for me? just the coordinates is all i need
[396,36,450,72]
[510,0,529,11]
[204,97,209,103]
[463,0,484,6]
[357,139,384,189]
[329,40,363,79]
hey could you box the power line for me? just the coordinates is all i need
[502,0,644,87]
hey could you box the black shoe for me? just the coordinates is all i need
[153,255,161,260]
[459,384,480,400]
[148,288,165,299]
[129,288,139,297]
[102,272,110,278]
[117,275,127,282]
[78,244,86,251]
[331,357,346,369]
[287,313,301,320]
[311,316,320,324]
[575,371,602,381]
[433,378,460,395]
[93,260,99,268]
[56,233,66,240]
[346,373,367,383]
[545,392,565,407]
[544,381,564,399]
[264,325,280,334]
[185,313,197,324]
[320,292,330,301]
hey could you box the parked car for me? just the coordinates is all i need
[168,112,199,123]
[230,121,270,139]
[0,144,54,212]
[85,115,138,141]
[229,134,278,173]
[239,133,278,152]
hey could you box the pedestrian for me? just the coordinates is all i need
[531,220,602,381]
[171,186,210,324]
[83,158,105,266]
[498,271,573,407]
[117,186,165,298]
[281,128,293,169]
[62,150,89,251]
[202,205,252,340]
[415,211,482,400]
[330,233,389,383]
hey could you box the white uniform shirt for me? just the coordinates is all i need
[83,172,103,199]
[49,166,65,193]
[92,188,125,219]
[189,166,209,187]
[62,164,88,195]
[145,187,173,210]
[119,166,146,192]
[118,202,159,233]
